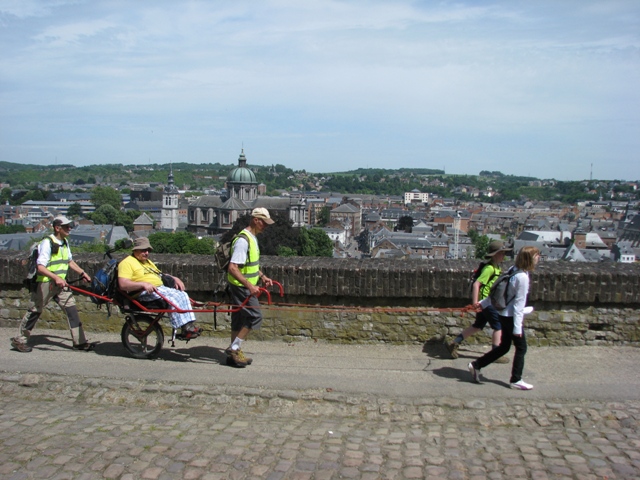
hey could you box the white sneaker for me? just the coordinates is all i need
[510,380,533,390]
[468,362,481,383]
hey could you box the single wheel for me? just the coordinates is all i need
[121,315,164,359]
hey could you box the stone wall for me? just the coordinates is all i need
[1,251,639,346]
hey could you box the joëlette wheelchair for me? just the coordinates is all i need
[70,242,283,359]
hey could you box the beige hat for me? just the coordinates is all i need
[485,240,513,258]
[132,237,153,251]
[53,216,73,227]
[251,207,274,225]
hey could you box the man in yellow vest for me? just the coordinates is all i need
[10,216,93,353]
[226,207,274,367]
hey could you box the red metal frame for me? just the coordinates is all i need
[69,280,285,315]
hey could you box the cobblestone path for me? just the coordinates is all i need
[1,375,639,479]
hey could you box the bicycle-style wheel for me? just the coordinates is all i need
[121,314,164,359]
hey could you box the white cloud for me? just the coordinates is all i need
[0,0,638,179]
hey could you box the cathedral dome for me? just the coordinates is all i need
[227,149,257,184]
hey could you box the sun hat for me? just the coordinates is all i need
[132,237,153,251]
[484,240,513,258]
[251,207,274,225]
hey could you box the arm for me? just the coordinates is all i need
[118,276,157,295]
[166,275,186,291]
[259,271,273,288]
[69,260,91,283]
[471,280,481,304]
[512,273,529,336]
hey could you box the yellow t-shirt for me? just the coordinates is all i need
[118,255,163,287]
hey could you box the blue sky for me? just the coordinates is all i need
[1,1,638,181]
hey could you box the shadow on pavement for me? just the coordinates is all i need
[422,342,450,359]
[86,339,229,366]
[430,365,475,383]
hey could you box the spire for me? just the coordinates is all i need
[165,164,178,193]
[238,148,247,168]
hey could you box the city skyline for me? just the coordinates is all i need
[1,1,639,181]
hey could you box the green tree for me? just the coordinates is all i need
[396,215,414,232]
[0,187,12,204]
[317,206,330,226]
[88,204,119,225]
[299,228,334,257]
[0,224,26,234]
[468,230,491,259]
[148,232,215,255]
[277,246,298,257]
[91,186,122,210]
[67,202,83,217]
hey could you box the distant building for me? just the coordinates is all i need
[161,168,180,231]
[188,150,307,234]
[404,189,429,205]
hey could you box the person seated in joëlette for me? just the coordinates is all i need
[117,237,202,338]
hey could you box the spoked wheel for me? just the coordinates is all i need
[121,314,164,359]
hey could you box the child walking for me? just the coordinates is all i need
[467,246,540,390]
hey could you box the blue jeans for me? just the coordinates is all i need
[473,315,527,383]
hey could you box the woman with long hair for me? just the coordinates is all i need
[467,246,541,390]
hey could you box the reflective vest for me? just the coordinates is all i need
[37,235,70,283]
[227,231,260,287]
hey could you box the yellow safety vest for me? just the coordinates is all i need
[227,231,260,287]
[37,235,70,283]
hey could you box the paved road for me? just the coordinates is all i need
[1,328,639,401]
[1,328,639,479]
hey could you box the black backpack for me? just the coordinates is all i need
[468,260,498,298]
[487,266,518,310]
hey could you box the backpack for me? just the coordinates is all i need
[23,237,58,291]
[487,266,518,310]
[468,260,491,297]
[214,231,250,271]
[90,258,119,305]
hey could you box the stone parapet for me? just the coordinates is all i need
[1,251,639,345]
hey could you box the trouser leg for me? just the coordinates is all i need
[17,282,53,342]
[54,288,85,346]
[65,306,87,346]
[510,331,528,383]
[475,316,513,370]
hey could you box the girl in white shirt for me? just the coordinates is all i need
[468,246,541,390]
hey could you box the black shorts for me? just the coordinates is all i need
[472,304,502,331]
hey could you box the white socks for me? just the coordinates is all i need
[231,337,244,351]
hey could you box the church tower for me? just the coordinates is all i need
[161,166,180,231]
[572,218,587,250]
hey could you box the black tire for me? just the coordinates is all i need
[120,315,164,359]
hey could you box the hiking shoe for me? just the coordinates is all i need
[226,348,248,367]
[225,347,252,365]
[510,380,533,390]
[236,349,252,365]
[446,342,459,359]
[73,342,97,351]
[495,355,510,364]
[468,362,481,383]
[10,337,32,353]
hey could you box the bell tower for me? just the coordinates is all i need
[161,166,180,231]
